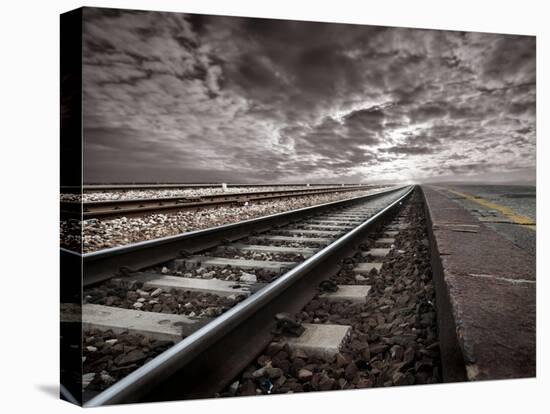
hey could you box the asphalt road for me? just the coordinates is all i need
[430,184,536,257]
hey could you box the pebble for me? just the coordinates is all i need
[369,343,388,355]
[100,371,116,385]
[240,380,256,395]
[265,367,284,379]
[239,272,257,283]
[114,349,147,365]
[292,348,308,360]
[133,302,144,309]
[229,381,239,395]
[392,371,407,385]
[86,346,97,352]
[252,366,268,379]
[298,369,313,381]
[335,353,349,368]
[150,288,162,297]
[82,373,95,388]
[317,374,335,391]
[344,362,358,381]
[391,345,404,360]
[127,280,140,290]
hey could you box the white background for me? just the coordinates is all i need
[0,0,547,412]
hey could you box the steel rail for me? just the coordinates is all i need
[84,185,414,406]
[72,185,406,286]
[61,185,375,219]
[68,183,367,192]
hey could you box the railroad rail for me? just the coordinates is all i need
[62,183,367,193]
[62,185,416,405]
[61,185,377,220]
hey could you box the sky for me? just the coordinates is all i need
[82,8,536,184]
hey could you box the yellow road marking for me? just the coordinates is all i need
[444,188,536,231]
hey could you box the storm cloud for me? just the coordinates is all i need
[82,8,536,184]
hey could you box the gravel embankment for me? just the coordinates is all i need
[60,186,310,202]
[221,192,440,396]
[75,190,378,252]
[67,186,365,202]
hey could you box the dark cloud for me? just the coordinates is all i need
[343,106,386,132]
[409,102,448,123]
[381,145,436,155]
[482,36,536,83]
[82,7,536,183]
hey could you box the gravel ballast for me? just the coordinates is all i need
[71,189,380,252]
[83,329,174,393]
[155,261,282,284]
[79,186,338,202]
[62,185,377,202]
[63,186,311,202]
[84,281,246,318]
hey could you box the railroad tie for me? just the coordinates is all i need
[281,323,352,360]
[326,214,365,218]
[229,243,317,257]
[310,218,363,224]
[319,285,372,304]
[182,255,295,272]
[278,229,341,236]
[319,213,364,221]
[249,235,333,244]
[113,273,252,297]
[301,224,355,230]
[353,262,383,274]
[386,223,410,230]
[375,237,395,245]
[361,248,392,258]
[81,304,206,342]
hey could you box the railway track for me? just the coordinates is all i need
[62,185,375,220]
[61,183,365,193]
[61,185,441,405]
